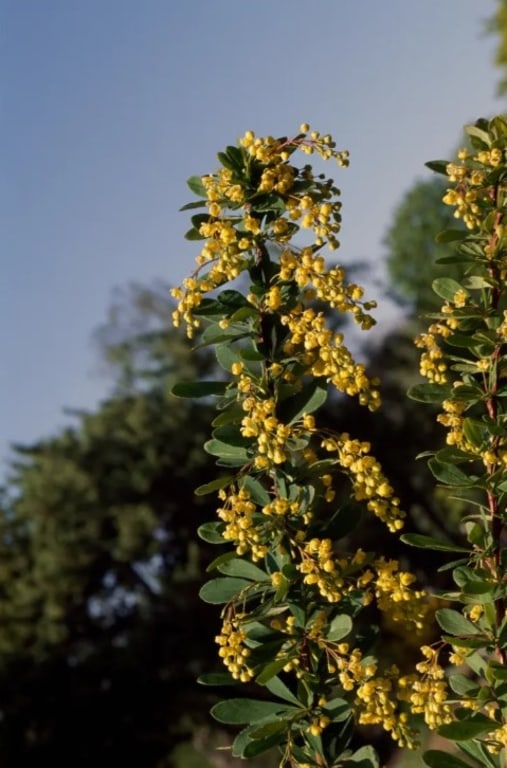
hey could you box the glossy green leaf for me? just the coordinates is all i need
[436,608,481,636]
[448,673,481,696]
[187,175,207,196]
[195,475,234,496]
[197,521,226,544]
[199,577,252,604]
[171,381,227,398]
[425,159,450,175]
[215,344,241,372]
[179,199,208,211]
[407,383,448,403]
[465,123,492,147]
[435,229,466,244]
[462,418,485,448]
[432,277,466,301]
[458,740,499,768]
[218,558,268,581]
[197,671,237,686]
[322,697,351,722]
[341,745,380,768]
[400,533,469,553]
[232,720,287,758]
[278,379,328,424]
[241,475,270,505]
[438,714,497,741]
[184,227,205,241]
[264,675,301,705]
[204,439,249,462]
[423,749,477,768]
[211,697,296,724]
[256,660,291,686]
[428,458,474,486]
[327,614,353,642]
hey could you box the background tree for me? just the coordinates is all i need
[0,285,224,767]
[384,177,463,314]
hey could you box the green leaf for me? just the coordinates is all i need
[432,277,466,301]
[438,714,497,741]
[428,458,474,486]
[322,697,351,721]
[241,476,270,506]
[327,614,353,642]
[400,533,470,553]
[425,159,450,175]
[215,344,241,372]
[278,379,328,424]
[264,675,301,705]
[195,475,234,496]
[465,123,492,148]
[197,671,237,686]
[231,715,293,759]
[436,608,481,636]
[204,439,250,462]
[342,745,380,768]
[184,227,205,241]
[197,522,226,544]
[201,324,249,346]
[171,381,227,398]
[217,558,268,581]
[423,749,477,768]
[458,741,499,768]
[463,418,485,449]
[407,383,449,403]
[199,577,253,604]
[435,229,466,244]
[448,673,480,696]
[256,660,290,686]
[179,199,208,211]
[211,698,296,724]
[187,175,207,196]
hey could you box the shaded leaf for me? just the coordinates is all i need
[218,558,268,581]
[400,533,469,553]
[327,614,353,642]
[424,749,477,768]
[436,608,481,636]
[195,475,234,496]
[197,671,237,686]
[187,175,207,196]
[199,577,252,604]
[438,714,497,741]
[211,698,296,724]
[171,381,227,398]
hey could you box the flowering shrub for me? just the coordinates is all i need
[172,116,507,768]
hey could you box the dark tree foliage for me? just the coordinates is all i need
[384,178,463,314]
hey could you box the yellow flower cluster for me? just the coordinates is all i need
[240,394,293,467]
[172,125,354,338]
[240,125,350,167]
[442,154,494,230]
[436,398,469,449]
[281,309,380,409]
[322,434,405,531]
[414,327,448,384]
[327,645,418,748]
[372,558,428,630]
[215,616,254,682]
[298,538,346,602]
[399,646,452,730]
[217,487,268,560]
[278,247,377,326]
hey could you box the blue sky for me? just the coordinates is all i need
[1,0,504,474]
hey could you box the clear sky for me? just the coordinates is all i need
[1,0,504,475]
